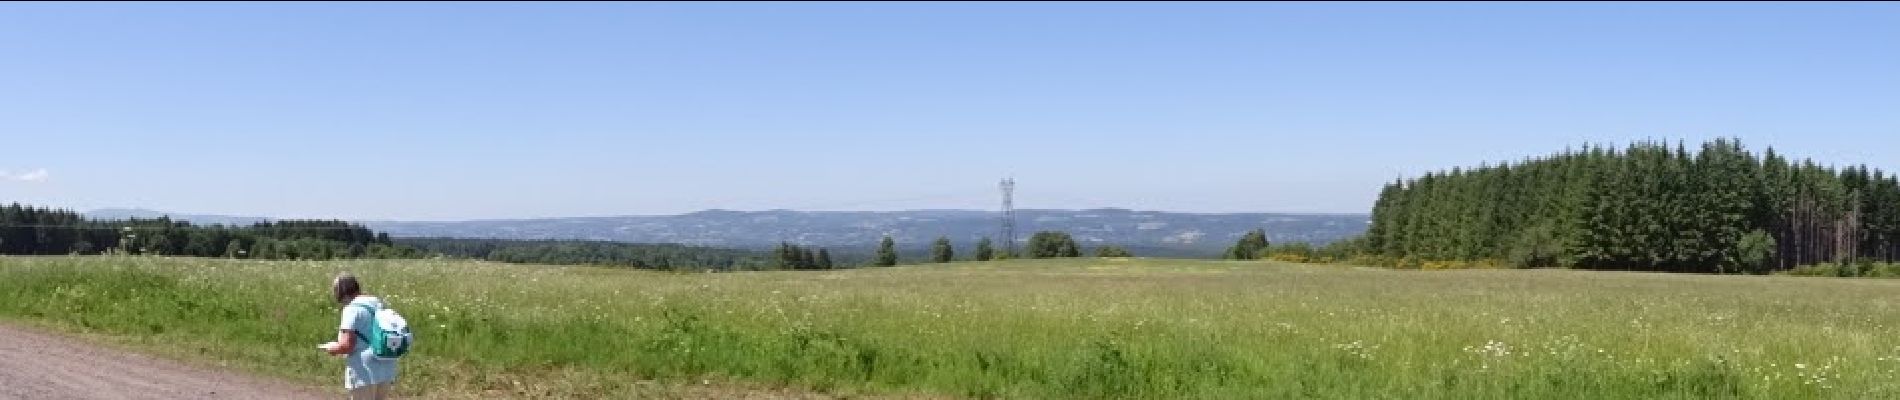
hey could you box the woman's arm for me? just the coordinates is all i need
[323,329,357,356]
[326,304,363,356]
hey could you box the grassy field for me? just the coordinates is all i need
[4,256,1900,399]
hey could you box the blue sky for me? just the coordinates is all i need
[2,2,1895,220]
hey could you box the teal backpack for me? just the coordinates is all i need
[352,303,414,361]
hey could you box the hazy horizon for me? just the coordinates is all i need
[5,3,1896,220]
[82,205,1376,223]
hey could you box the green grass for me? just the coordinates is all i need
[5,256,1900,399]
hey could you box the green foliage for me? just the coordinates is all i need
[1781,261,1900,278]
[1025,231,1081,259]
[1260,242,1313,263]
[0,203,406,260]
[1093,245,1133,258]
[401,238,764,271]
[1506,224,1565,269]
[775,242,823,270]
[1314,236,1366,263]
[816,248,834,269]
[1366,138,1900,273]
[874,236,898,267]
[974,237,995,261]
[1225,229,1270,260]
[930,236,954,263]
[1733,230,1776,273]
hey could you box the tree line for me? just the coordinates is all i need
[410,232,1140,271]
[773,242,835,270]
[1362,138,1900,273]
[399,238,770,271]
[834,231,1124,267]
[1218,228,1364,263]
[2,203,1184,269]
[0,203,416,259]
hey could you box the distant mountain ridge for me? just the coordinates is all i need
[86,208,1369,258]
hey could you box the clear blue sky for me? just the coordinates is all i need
[2,2,1895,221]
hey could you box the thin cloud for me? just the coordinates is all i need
[0,168,49,182]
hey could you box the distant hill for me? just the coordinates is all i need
[365,209,1369,257]
[87,208,1368,258]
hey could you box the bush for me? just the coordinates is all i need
[1731,230,1776,274]
[1783,264,1837,277]
[1026,232,1081,259]
[1314,237,1366,263]
[1418,259,1508,270]
[1863,263,1900,278]
[1262,242,1316,263]
[1224,229,1270,260]
[1782,262,1900,278]
[1838,262,1861,277]
[1506,224,1564,269]
[1396,256,1423,269]
[1266,253,1309,263]
[1344,254,1394,267]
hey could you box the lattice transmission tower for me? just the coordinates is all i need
[1000,178,1017,257]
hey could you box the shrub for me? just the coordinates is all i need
[1506,224,1564,269]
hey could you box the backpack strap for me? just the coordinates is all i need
[350,303,378,343]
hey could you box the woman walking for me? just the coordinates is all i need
[318,273,400,399]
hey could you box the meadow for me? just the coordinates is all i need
[3,256,1899,399]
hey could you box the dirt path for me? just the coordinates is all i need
[0,323,327,400]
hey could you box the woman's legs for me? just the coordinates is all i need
[347,383,391,400]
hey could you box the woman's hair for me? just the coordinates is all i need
[332,273,362,305]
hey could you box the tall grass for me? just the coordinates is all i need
[4,256,1900,398]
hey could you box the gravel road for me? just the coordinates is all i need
[0,323,326,400]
